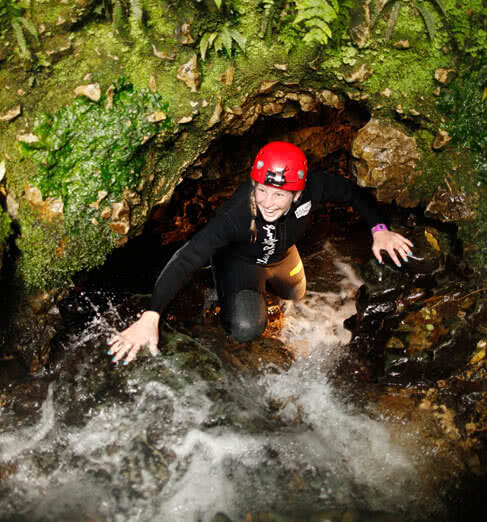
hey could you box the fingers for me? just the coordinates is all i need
[372,244,383,264]
[148,338,160,357]
[124,344,142,364]
[109,336,134,362]
[106,334,159,365]
[373,231,414,267]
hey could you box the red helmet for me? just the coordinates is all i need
[250,141,307,191]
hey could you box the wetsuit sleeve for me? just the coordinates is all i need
[317,173,383,227]
[149,211,239,314]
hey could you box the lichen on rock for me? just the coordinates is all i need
[351,119,421,204]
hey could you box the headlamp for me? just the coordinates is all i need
[264,169,286,187]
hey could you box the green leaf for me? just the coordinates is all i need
[214,0,222,8]
[200,31,211,60]
[16,16,39,43]
[432,0,448,18]
[213,34,223,53]
[221,26,233,56]
[229,28,246,52]
[11,19,30,59]
[416,2,435,41]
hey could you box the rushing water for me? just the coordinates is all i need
[0,243,449,522]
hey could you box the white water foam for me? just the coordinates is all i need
[0,384,56,460]
[0,257,432,521]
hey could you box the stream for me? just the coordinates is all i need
[0,231,459,521]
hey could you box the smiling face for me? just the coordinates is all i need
[254,183,301,222]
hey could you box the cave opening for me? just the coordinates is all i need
[83,96,381,322]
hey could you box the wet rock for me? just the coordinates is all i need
[4,290,66,374]
[317,89,344,109]
[74,83,101,102]
[177,54,201,92]
[425,191,478,222]
[88,190,108,210]
[220,65,235,86]
[297,93,317,112]
[351,119,421,204]
[259,80,278,94]
[16,133,39,144]
[349,1,371,48]
[344,63,374,83]
[24,185,64,221]
[109,200,130,235]
[152,44,176,61]
[347,224,460,382]
[178,115,193,124]
[432,129,451,149]
[435,68,456,84]
[120,437,170,498]
[394,40,410,49]
[207,96,223,129]
[0,105,21,122]
[6,193,19,219]
[44,36,73,63]
[147,110,167,123]
[263,101,285,116]
[177,22,195,45]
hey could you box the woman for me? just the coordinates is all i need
[108,142,413,363]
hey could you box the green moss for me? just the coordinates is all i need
[16,203,117,290]
[19,77,171,220]
[15,77,171,289]
[437,61,487,185]
[0,206,11,244]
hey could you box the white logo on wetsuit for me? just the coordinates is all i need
[257,224,278,265]
[295,200,311,219]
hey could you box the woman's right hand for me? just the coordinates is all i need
[107,310,160,364]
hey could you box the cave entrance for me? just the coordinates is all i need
[87,94,373,311]
[152,98,371,249]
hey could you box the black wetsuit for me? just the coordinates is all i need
[149,170,383,341]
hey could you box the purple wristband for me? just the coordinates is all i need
[371,223,388,234]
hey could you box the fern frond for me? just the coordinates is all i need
[213,34,223,53]
[200,31,217,60]
[17,16,39,43]
[221,26,233,56]
[229,28,246,52]
[293,0,339,45]
[113,0,124,33]
[416,1,435,41]
[12,19,30,59]
[432,0,448,18]
[303,26,331,44]
[309,18,333,37]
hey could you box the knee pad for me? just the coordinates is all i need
[229,289,267,342]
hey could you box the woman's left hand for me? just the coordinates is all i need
[372,230,414,267]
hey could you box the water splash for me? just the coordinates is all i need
[0,257,444,521]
